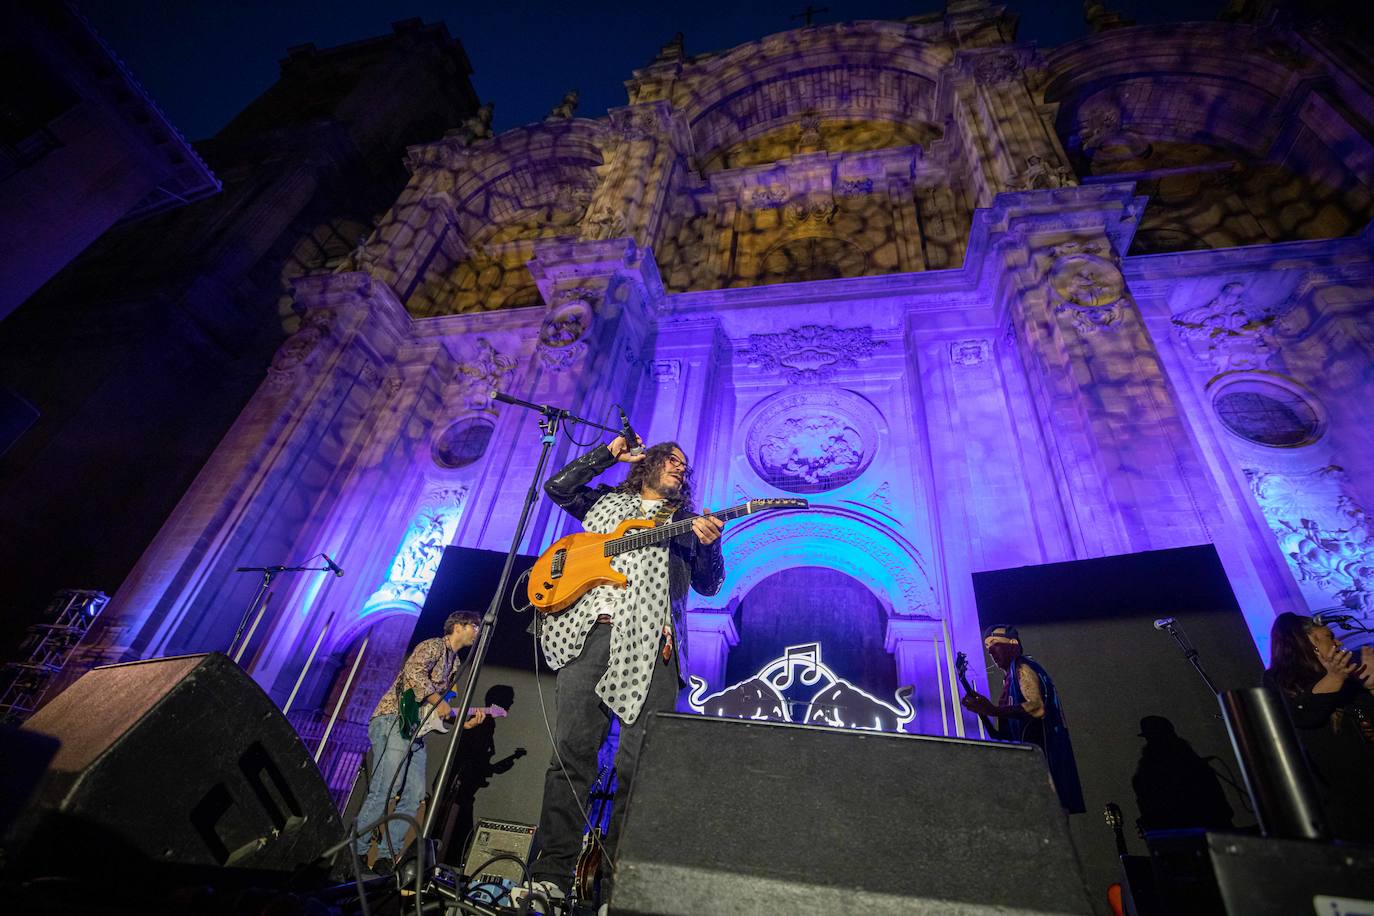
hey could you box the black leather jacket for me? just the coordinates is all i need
[543,444,727,669]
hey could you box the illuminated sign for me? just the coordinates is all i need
[687,642,914,732]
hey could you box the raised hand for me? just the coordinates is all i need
[609,435,645,463]
[1317,643,1357,678]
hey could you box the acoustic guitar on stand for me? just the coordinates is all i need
[528,498,807,614]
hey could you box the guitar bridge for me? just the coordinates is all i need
[550,548,567,579]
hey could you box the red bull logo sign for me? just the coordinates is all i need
[687,642,915,732]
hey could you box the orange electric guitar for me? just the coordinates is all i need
[528,498,807,614]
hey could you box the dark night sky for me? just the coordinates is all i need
[78,0,1222,143]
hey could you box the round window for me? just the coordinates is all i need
[1213,384,1320,447]
[432,418,495,469]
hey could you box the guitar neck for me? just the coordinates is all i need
[605,502,753,556]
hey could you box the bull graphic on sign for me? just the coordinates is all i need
[687,642,916,732]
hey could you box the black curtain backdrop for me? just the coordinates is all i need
[972,544,1264,916]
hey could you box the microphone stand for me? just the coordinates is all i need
[1157,618,1220,695]
[419,392,617,856]
[228,558,333,664]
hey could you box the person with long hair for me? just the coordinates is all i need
[528,434,725,906]
[1264,611,1374,841]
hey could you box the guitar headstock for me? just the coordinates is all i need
[955,650,969,675]
[745,497,809,512]
[1104,802,1123,829]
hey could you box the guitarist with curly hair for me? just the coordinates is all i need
[528,435,726,906]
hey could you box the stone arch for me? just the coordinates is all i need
[697,508,939,620]
[670,21,951,165]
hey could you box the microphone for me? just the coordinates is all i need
[322,553,344,577]
[1313,611,1354,627]
[1153,617,1176,631]
[618,407,644,456]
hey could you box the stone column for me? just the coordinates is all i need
[586,101,694,248]
[683,610,739,692]
[987,184,1222,556]
[946,48,1076,208]
[885,616,952,737]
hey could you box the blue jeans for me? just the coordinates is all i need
[354,713,427,857]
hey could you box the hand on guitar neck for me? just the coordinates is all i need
[954,651,997,736]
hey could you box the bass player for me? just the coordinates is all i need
[528,436,725,906]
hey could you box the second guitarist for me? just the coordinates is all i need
[528,437,725,906]
[352,610,487,876]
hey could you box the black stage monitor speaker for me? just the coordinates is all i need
[4,653,343,877]
[614,713,1093,915]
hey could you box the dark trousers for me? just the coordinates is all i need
[529,621,680,889]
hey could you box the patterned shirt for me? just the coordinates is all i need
[539,492,673,724]
[370,636,456,720]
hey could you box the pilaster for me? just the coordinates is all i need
[885,616,953,737]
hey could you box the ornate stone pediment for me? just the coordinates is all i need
[741,324,882,384]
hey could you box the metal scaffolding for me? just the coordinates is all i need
[0,588,108,724]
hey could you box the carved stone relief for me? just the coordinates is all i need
[536,300,593,372]
[457,338,517,410]
[1247,465,1374,614]
[1171,282,1287,372]
[369,485,469,607]
[973,52,1022,85]
[1046,244,1127,334]
[745,387,881,493]
[265,310,334,390]
[949,339,991,368]
[727,518,936,617]
[741,324,881,384]
[1009,155,1074,191]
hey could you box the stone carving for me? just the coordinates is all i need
[797,114,823,153]
[1247,465,1374,614]
[651,359,681,385]
[759,415,865,487]
[950,339,991,368]
[869,481,893,510]
[610,106,659,141]
[585,207,627,240]
[545,89,579,121]
[741,324,881,384]
[749,184,790,209]
[370,486,469,607]
[727,517,936,616]
[1047,248,1126,334]
[336,232,378,274]
[538,302,591,348]
[973,52,1022,85]
[447,102,494,145]
[1171,282,1285,372]
[536,301,592,372]
[1010,155,1074,191]
[782,198,838,230]
[553,285,601,308]
[457,338,517,410]
[552,182,595,217]
[382,376,404,400]
[265,310,334,389]
[745,387,881,493]
[836,177,874,197]
[359,361,382,389]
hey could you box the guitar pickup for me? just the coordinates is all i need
[549,548,567,579]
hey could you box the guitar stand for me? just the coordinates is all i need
[417,392,617,904]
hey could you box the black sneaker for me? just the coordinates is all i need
[371,856,395,877]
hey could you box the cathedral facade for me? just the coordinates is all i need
[76,3,1374,748]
